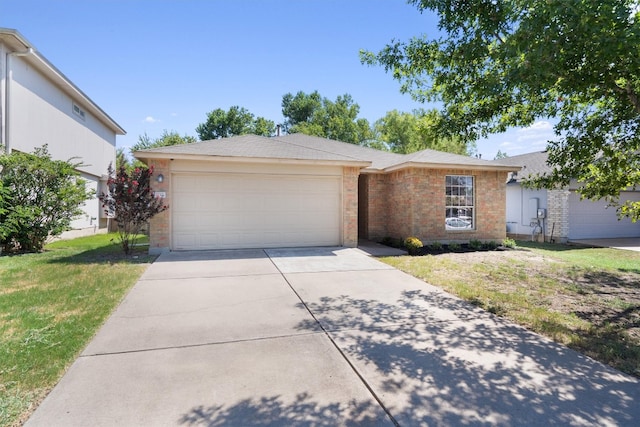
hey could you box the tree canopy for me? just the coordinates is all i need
[196,106,275,140]
[374,109,470,155]
[362,0,640,220]
[281,91,374,144]
[132,130,197,152]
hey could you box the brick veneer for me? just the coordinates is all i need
[342,166,360,247]
[546,189,570,243]
[362,168,509,244]
[148,159,171,254]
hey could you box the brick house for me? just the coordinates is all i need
[135,134,518,253]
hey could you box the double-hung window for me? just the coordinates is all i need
[445,175,474,230]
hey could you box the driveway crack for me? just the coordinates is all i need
[263,249,401,427]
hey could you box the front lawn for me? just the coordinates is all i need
[381,241,640,378]
[0,233,154,426]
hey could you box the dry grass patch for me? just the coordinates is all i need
[381,242,640,378]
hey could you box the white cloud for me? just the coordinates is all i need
[143,116,159,123]
[517,120,553,133]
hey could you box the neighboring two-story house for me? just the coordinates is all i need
[0,28,125,237]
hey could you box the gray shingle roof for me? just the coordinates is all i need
[137,134,366,163]
[136,133,519,172]
[491,151,550,182]
[273,134,404,170]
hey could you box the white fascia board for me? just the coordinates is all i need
[383,161,521,173]
[133,152,371,168]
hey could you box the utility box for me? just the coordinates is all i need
[528,198,539,220]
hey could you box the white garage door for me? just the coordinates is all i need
[568,191,640,239]
[172,173,341,250]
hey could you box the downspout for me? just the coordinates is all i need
[3,47,33,153]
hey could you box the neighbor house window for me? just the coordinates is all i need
[445,175,474,230]
[73,103,86,120]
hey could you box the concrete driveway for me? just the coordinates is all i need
[26,247,639,426]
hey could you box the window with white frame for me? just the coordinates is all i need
[445,175,474,230]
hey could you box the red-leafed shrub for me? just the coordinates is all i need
[99,164,167,254]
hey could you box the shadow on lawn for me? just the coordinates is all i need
[45,244,155,265]
[179,289,640,426]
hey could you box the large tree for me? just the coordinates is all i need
[362,0,640,220]
[375,109,470,155]
[196,106,275,140]
[281,91,374,144]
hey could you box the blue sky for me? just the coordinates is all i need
[2,0,554,158]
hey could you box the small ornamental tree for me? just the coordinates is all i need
[99,164,168,254]
[0,145,90,253]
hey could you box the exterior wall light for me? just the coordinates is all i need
[156,174,164,183]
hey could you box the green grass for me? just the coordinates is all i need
[517,241,640,273]
[0,233,154,426]
[381,242,640,377]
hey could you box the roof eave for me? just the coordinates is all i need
[133,151,371,168]
[0,28,126,136]
[383,161,522,173]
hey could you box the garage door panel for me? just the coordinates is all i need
[568,192,640,239]
[172,174,341,250]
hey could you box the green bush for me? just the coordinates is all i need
[502,238,517,248]
[483,240,499,250]
[431,241,443,251]
[404,236,423,255]
[0,146,90,253]
[469,239,483,250]
[449,242,461,251]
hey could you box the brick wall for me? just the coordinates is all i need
[342,166,359,247]
[364,173,390,241]
[148,159,171,254]
[546,189,570,243]
[363,167,509,244]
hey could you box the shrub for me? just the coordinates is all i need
[469,239,483,250]
[449,242,461,252]
[0,145,90,253]
[99,164,168,254]
[502,237,517,248]
[404,236,423,255]
[483,240,499,250]
[431,241,443,251]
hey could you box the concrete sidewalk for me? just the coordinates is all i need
[27,247,639,426]
[569,237,640,252]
